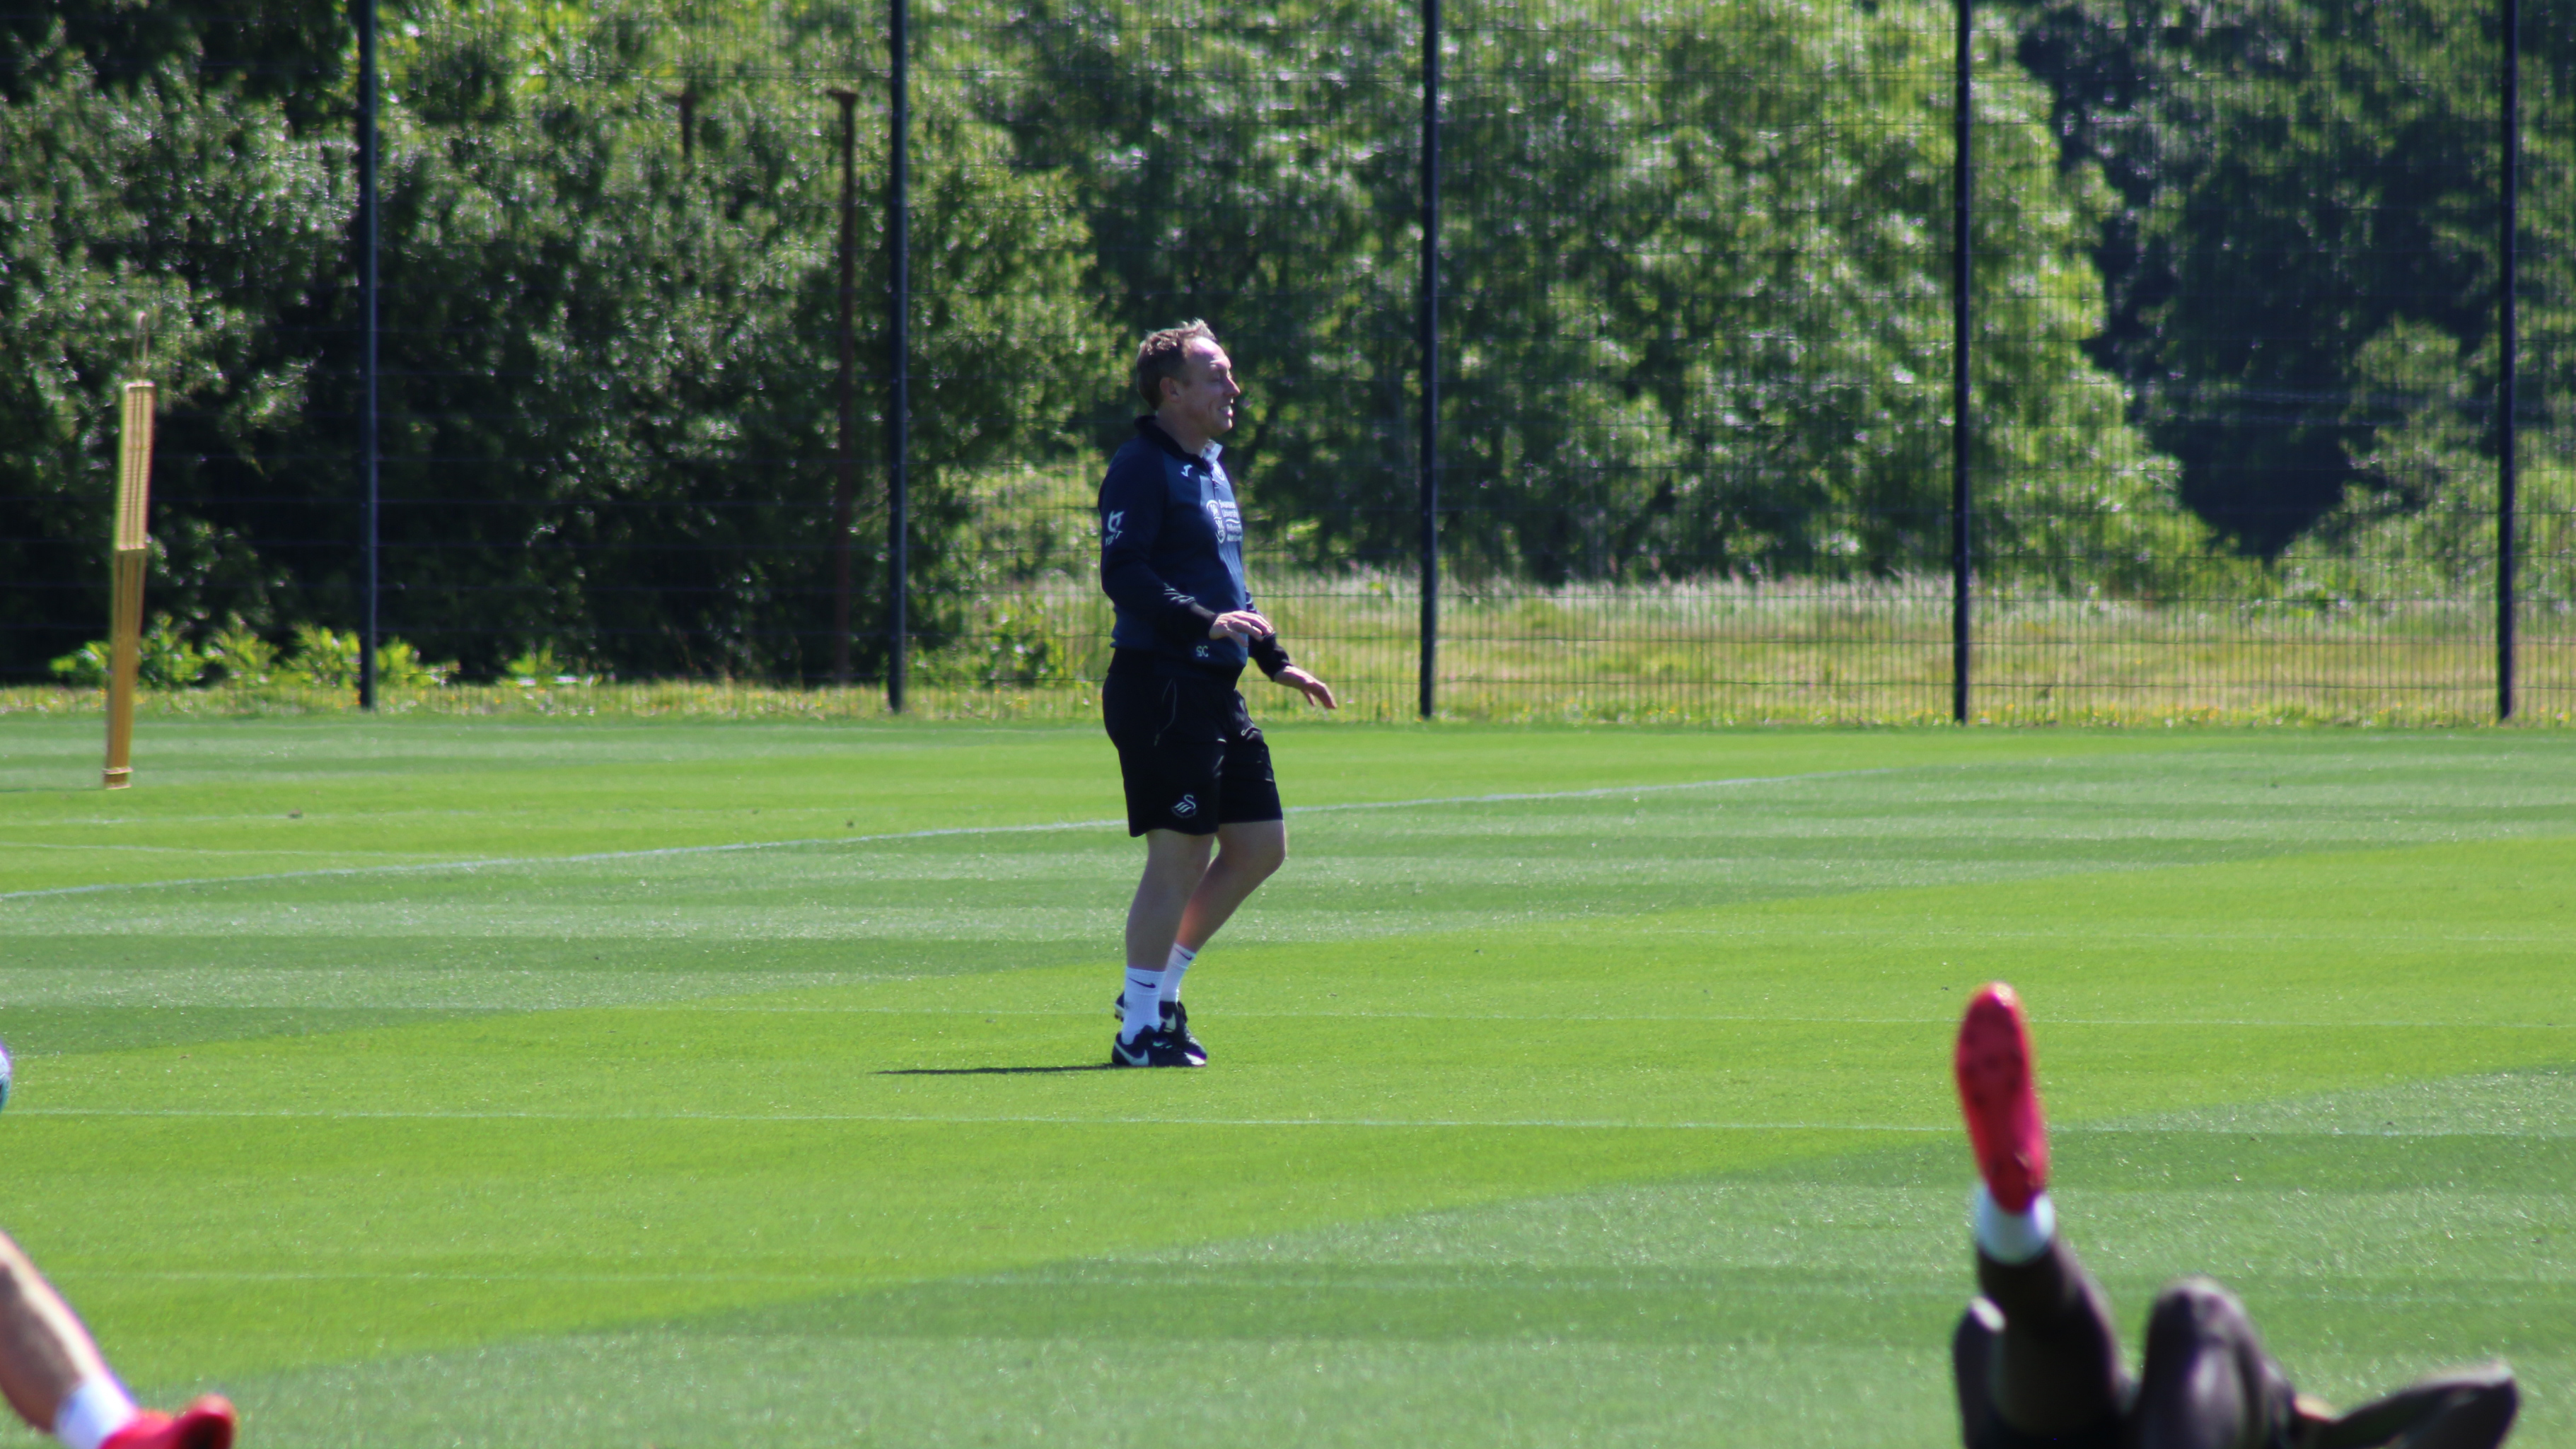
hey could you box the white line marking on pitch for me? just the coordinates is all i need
[0,768,1897,903]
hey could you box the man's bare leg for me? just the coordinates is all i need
[1173,820,1286,953]
[1113,827,1214,1052]
[1125,828,1214,971]
[0,1230,111,1433]
[1116,822,1285,1059]
[1122,822,1285,977]
[0,1228,234,1448]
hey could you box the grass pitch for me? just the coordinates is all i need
[0,718,2570,1447]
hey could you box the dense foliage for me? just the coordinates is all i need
[2004,0,2574,569]
[0,3,354,684]
[3,0,2560,681]
[992,0,2217,588]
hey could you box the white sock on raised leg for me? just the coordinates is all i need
[54,1377,137,1449]
[1972,1182,2056,1264]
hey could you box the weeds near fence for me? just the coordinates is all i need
[6,569,2570,728]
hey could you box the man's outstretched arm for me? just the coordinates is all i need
[2303,1365,2517,1449]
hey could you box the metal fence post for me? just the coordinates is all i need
[886,0,910,713]
[356,0,380,710]
[2497,0,2519,721]
[829,89,860,686]
[1950,0,1973,723]
[1418,0,1441,721]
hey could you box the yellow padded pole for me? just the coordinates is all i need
[103,380,154,790]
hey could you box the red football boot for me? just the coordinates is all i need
[101,1396,236,1449]
[1954,983,2048,1211]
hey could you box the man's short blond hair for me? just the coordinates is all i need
[1135,320,1219,411]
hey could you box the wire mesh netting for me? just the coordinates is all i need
[1975,0,2570,721]
[1,0,2566,721]
[2526,0,2575,716]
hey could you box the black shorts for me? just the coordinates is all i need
[1102,654,1283,837]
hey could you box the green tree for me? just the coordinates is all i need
[351,0,1114,678]
[991,0,1422,569]
[1439,0,2219,588]
[0,27,352,681]
[2002,0,2574,560]
[994,0,2218,589]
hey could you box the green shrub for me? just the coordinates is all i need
[47,641,109,689]
[505,644,565,684]
[375,639,456,687]
[204,620,280,686]
[271,626,455,689]
[47,615,209,689]
[920,598,1072,688]
[279,624,361,688]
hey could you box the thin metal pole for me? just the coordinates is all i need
[1417,0,1441,721]
[830,90,859,685]
[357,0,380,711]
[2497,0,2519,720]
[670,89,697,162]
[886,0,910,713]
[1949,0,1973,723]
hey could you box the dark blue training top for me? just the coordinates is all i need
[1098,417,1291,682]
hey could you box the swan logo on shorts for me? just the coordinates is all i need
[1171,793,1199,818]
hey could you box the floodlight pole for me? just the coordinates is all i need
[356,0,380,711]
[830,88,860,686]
[886,0,910,714]
[1417,0,1441,721]
[2497,0,2519,721]
[1949,0,1973,724]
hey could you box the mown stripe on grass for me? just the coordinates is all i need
[16,1107,2569,1138]
[0,767,1893,901]
[642,1004,2575,1029]
[14,1107,1946,1129]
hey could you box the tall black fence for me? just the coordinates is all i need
[2,0,2565,722]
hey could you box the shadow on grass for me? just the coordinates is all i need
[877,1064,1108,1076]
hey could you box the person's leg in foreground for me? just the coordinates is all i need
[1950,982,2126,1447]
[1948,982,2519,1449]
[0,1229,233,1449]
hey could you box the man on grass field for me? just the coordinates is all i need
[1951,984,2519,1449]
[1096,320,1336,1069]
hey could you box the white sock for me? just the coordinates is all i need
[1121,967,1164,1041]
[54,1377,137,1449]
[1973,1183,2056,1265]
[1161,943,1197,1004]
